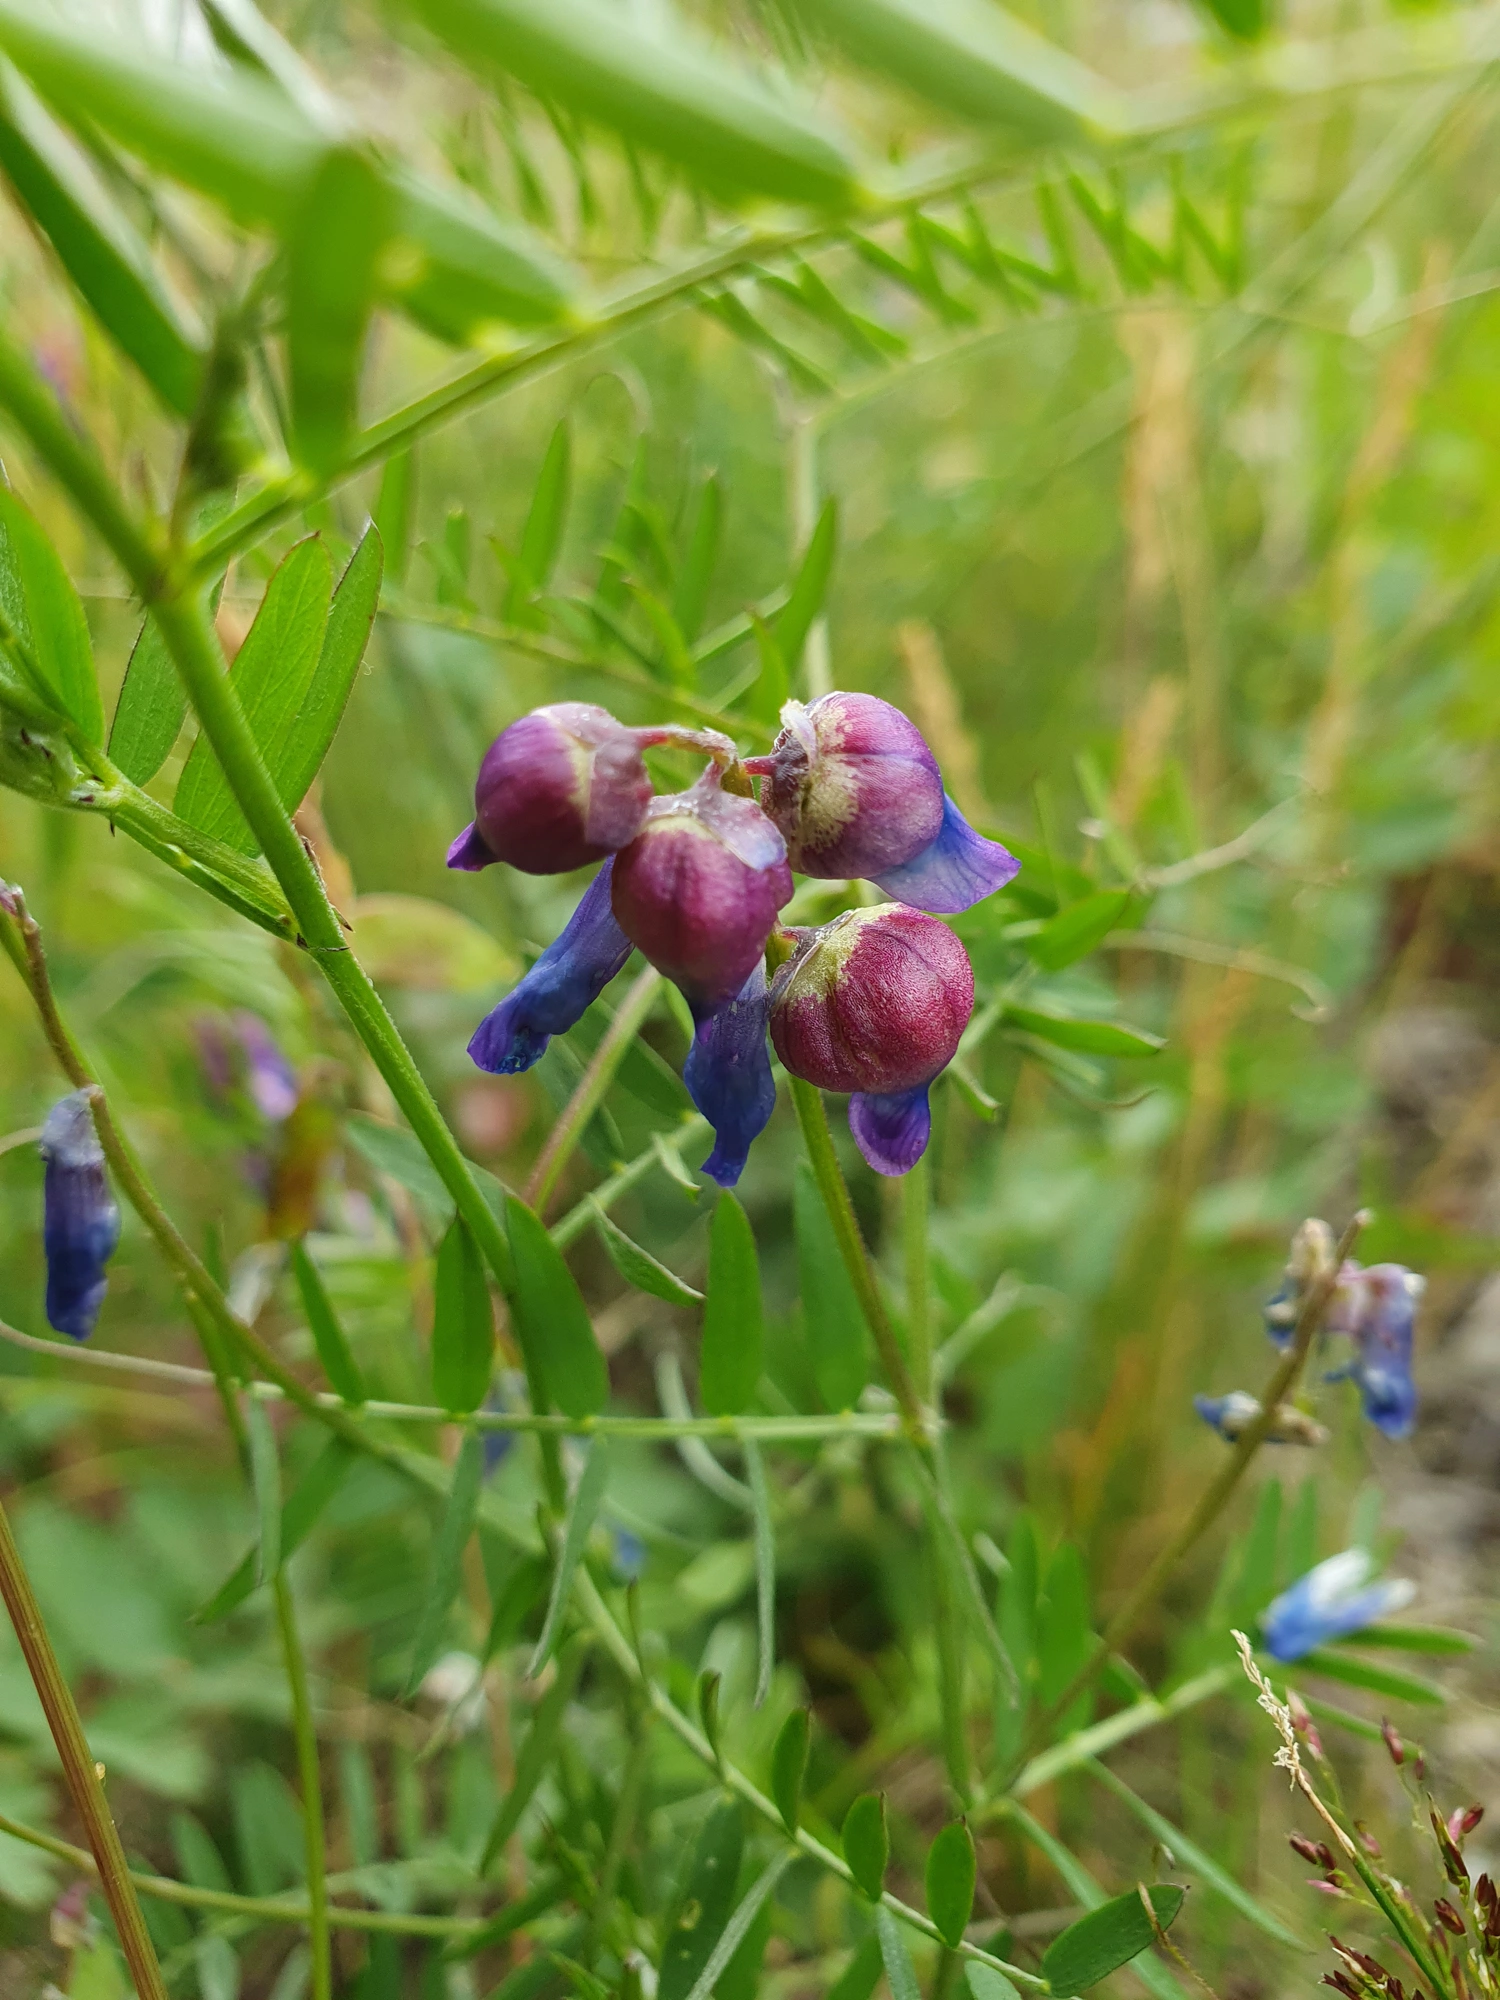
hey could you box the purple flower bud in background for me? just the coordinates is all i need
[611,770,792,1009]
[749,693,1019,913]
[1350,1264,1420,1439]
[1261,1549,1415,1663]
[682,965,775,1188]
[233,1012,298,1122]
[468,861,633,1074]
[770,905,973,1176]
[447,703,653,876]
[39,1090,120,1341]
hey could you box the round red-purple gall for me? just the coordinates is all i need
[610,770,792,1010]
[752,693,945,879]
[447,702,653,876]
[769,904,973,1095]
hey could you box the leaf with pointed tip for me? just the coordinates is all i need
[432,1215,495,1415]
[1027,890,1135,971]
[1004,1007,1163,1058]
[842,1792,888,1902]
[194,1437,356,1624]
[672,473,721,643]
[276,524,383,815]
[109,615,186,785]
[1040,1883,1185,1991]
[244,1398,282,1585]
[291,1240,366,1406]
[771,1708,809,1834]
[700,1193,762,1416]
[506,1194,609,1418]
[926,1820,976,1948]
[529,1440,609,1677]
[404,1431,484,1695]
[1295,1648,1446,1706]
[775,497,836,675]
[505,419,570,618]
[590,1201,702,1307]
[0,486,101,742]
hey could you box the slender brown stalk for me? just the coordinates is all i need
[0,1494,167,1999]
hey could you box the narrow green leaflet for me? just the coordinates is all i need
[346,1111,466,1229]
[504,418,570,617]
[828,1934,884,2000]
[1086,1760,1303,1948]
[964,1968,1021,2000]
[194,1436,357,1624]
[244,1397,282,1585]
[404,1431,484,1694]
[701,1193,762,1415]
[1008,1805,1188,2000]
[0,64,202,414]
[872,1908,920,2000]
[1027,890,1134,972]
[744,1439,775,1708]
[672,473,722,643]
[528,1440,609,1676]
[775,497,837,674]
[1004,1007,1164,1058]
[1037,1538,1093,1728]
[1040,1884,1186,1993]
[842,1792,888,1901]
[109,615,186,786]
[590,1199,703,1307]
[1294,1648,1446,1706]
[399,0,860,209]
[286,147,390,474]
[507,1194,609,1419]
[658,1797,744,2000]
[1330,1624,1476,1655]
[0,486,102,742]
[481,1636,586,1867]
[291,1239,367,1406]
[770,1709,809,1834]
[681,1852,795,2000]
[743,611,789,731]
[382,167,575,338]
[174,536,331,851]
[926,1820,976,1948]
[432,1215,495,1414]
[375,448,416,585]
[794,1159,868,1411]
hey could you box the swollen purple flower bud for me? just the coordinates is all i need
[447,703,653,876]
[611,770,792,1009]
[769,905,973,1175]
[39,1090,120,1341]
[468,861,633,1074]
[750,694,1019,914]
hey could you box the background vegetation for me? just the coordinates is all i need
[0,0,1497,1995]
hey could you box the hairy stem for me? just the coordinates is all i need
[0,1496,167,2000]
[274,1575,331,2000]
[525,965,662,1217]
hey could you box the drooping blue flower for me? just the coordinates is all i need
[871,794,1020,916]
[1350,1264,1420,1440]
[848,1083,932,1178]
[1194,1391,1328,1446]
[468,861,633,1075]
[682,965,775,1189]
[1261,1549,1415,1663]
[39,1090,120,1341]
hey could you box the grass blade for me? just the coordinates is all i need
[404,1431,485,1696]
[528,1440,609,1677]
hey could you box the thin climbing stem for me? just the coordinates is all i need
[274,1575,332,2000]
[0,1494,167,2000]
[524,965,662,1217]
[903,1153,933,1405]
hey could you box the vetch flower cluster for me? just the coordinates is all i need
[449,691,1018,1184]
[38,1090,120,1341]
[1263,1219,1422,1439]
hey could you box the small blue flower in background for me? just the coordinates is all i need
[1194,1392,1327,1447]
[1349,1264,1421,1440]
[610,1526,646,1582]
[233,1012,298,1123]
[468,860,633,1076]
[1261,1549,1415,1663]
[39,1090,120,1341]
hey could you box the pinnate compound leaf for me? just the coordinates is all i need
[404,1431,484,1695]
[0,65,202,415]
[1004,1007,1163,1058]
[1027,890,1134,971]
[174,536,332,852]
[291,1240,366,1406]
[700,1193,762,1415]
[286,148,390,475]
[432,1215,495,1414]
[658,1797,744,2000]
[926,1819,976,1948]
[399,0,859,210]
[1040,1883,1185,1991]
[771,1708,809,1833]
[842,1792,888,1902]
[507,1194,609,1419]
[0,486,102,742]
[590,1200,702,1307]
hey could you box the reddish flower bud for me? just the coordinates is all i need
[1290,1834,1335,1868]
[1449,1805,1484,1844]
[1287,1689,1324,1757]
[1381,1719,1404,1767]
[1431,1811,1470,1889]
[770,905,974,1097]
[1434,1898,1466,1936]
[610,770,792,1009]
[755,693,943,878]
[448,703,653,876]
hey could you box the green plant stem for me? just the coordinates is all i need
[0,1808,499,1937]
[903,1153,932,1404]
[100,775,295,939]
[524,965,662,1216]
[0,1496,167,2000]
[787,1076,923,1429]
[1027,1211,1369,1750]
[549,1116,709,1247]
[273,1574,331,2000]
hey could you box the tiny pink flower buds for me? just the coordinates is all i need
[611,769,792,1010]
[447,702,653,876]
[755,693,944,879]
